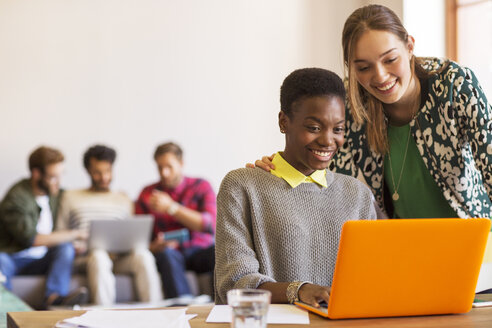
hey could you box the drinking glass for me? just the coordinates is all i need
[227,289,271,328]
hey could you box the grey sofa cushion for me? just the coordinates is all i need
[11,272,212,309]
[11,274,135,309]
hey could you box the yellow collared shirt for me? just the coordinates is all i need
[270,152,327,189]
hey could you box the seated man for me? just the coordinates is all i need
[56,145,162,305]
[136,142,216,299]
[0,146,88,309]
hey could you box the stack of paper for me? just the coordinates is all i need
[55,309,195,328]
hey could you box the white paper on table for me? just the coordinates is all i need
[206,304,309,324]
[476,262,492,293]
[54,309,194,328]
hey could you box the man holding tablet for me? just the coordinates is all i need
[136,142,216,299]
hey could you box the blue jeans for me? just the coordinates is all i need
[154,245,214,299]
[0,243,75,298]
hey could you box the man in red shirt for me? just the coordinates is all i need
[135,142,216,298]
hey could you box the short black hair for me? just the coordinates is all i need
[83,145,117,170]
[280,68,345,117]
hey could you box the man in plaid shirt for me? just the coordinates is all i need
[135,142,216,298]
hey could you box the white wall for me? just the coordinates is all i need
[0,0,369,199]
[403,0,445,58]
[456,0,492,98]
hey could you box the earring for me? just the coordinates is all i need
[280,129,285,133]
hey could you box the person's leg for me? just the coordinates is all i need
[43,243,75,298]
[185,245,215,297]
[0,252,19,290]
[185,245,215,274]
[16,245,88,308]
[114,248,163,302]
[154,248,191,298]
[86,249,115,305]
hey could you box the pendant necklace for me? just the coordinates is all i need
[386,76,421,202]
[387,127,412,201]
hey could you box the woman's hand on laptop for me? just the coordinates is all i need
[298,284,331,308]
[245,154,276,171]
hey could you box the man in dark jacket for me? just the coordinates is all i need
[0,146,88,308]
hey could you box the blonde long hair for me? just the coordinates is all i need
[342,4,430,154]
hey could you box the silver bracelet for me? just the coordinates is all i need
[166,202,180,216]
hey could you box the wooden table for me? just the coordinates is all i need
[7,302,492,328]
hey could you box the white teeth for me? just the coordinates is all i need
[376,80,396,91]
[312,150,332,157]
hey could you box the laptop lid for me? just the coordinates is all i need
[88,215,154,253]
[296,218,490,319]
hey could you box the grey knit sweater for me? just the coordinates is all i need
[215,167,377,304]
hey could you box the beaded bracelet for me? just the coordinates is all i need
[286,281,312,303]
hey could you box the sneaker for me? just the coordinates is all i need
[45,286,89,309]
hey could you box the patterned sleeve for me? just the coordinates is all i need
[329,105,358,177]
[135,188,149,215]
[55,191,70,230]
[453,65,492,197]
[123,193,135,216]
[196,179,217,234]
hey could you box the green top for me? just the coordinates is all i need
[384,124,458,219]
[0,179,62,253]
[332,59,491,219]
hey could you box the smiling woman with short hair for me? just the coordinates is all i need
[214,68,379,307]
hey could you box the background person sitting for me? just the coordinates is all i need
[0,146,88,309]
[136,142,216,299]
[56,144,162,305]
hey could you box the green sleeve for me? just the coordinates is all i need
[0,195,38,249]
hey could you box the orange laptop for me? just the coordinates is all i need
[296,218,491,319]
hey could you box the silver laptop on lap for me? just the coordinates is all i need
[88,215,154,253]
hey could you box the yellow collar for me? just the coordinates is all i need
[270,152,327,188]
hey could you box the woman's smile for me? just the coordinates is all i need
[309,148,335,161]
[374,79,397,93]
[281,95,345,176]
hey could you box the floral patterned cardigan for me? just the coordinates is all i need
[330,58,492,218]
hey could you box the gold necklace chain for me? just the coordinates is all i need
[387,127,412,201]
